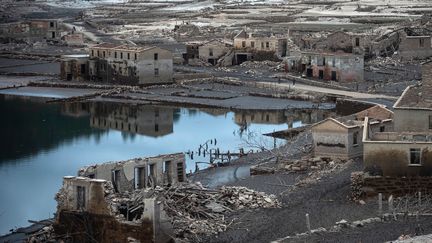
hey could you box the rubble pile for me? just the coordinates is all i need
[350,171,365,201]
[282,157,349,172]
[27,225,55,243]
[239,60,280,69]
[89,182,280,240]
[366,56,402,68]
[157,183,280,239]
[251,157,349,175]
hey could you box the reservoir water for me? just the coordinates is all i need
[0,94,332,234]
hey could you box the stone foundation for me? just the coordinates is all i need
[351,172,432,199]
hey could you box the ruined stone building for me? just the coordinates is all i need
[60,54,90,82]
[88,43,173,84]
[0,19,61,41]
[54,154,186,242]
[398,30,432,60]
[363,62,432,176]
[285,51,364,83]
[233,30,287,64]
[184,40,232,65]
[198,39,232,65]
[61,43,173,85]
[370,30,402,57]
[184,42,200,64]
[79,153,186,192]
[61,33,84,46]
[314,31,373,56]
[55,176,173,242]
[312,105,393,159]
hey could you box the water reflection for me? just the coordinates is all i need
[63,102,175,138]
[235,109,332,126]
[0,95,105,163]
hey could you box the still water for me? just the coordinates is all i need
[0,94,331,234]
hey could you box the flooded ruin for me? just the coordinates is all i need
[0,94,334,234]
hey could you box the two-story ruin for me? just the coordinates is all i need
[61,43,173,85]
[285,51,364,83]
[0,19,61,41]
[88,43,173,84]
[314,31,373,56]
[233,30,287,64]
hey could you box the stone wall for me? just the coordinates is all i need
[351,172,432,198]
[54,211,154,243]
[398,35,432,60]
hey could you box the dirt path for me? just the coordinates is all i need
[260,81,398,100]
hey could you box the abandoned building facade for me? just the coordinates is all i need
[312,105,393,159]
[60,43,173,84]
[285,51,364,83]
[60,54,90,82]
[233,30,287,64]
[363,63,432,177]
[0,19,61,41]
[78,153,186,192]
[198,39,232,65]
[88,43,173,84]
[398,32,432,60]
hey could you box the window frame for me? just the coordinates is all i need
[429,115,432,129]
[409,148,422,166]
[353,131,359,146]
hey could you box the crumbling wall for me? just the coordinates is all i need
[364,144,432,176]
[55,176,173,243]
[54,211,154,243]
[56,176,112,215]
[79,153,186,193]
[198,41,230,64]
[351,172,432,197]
